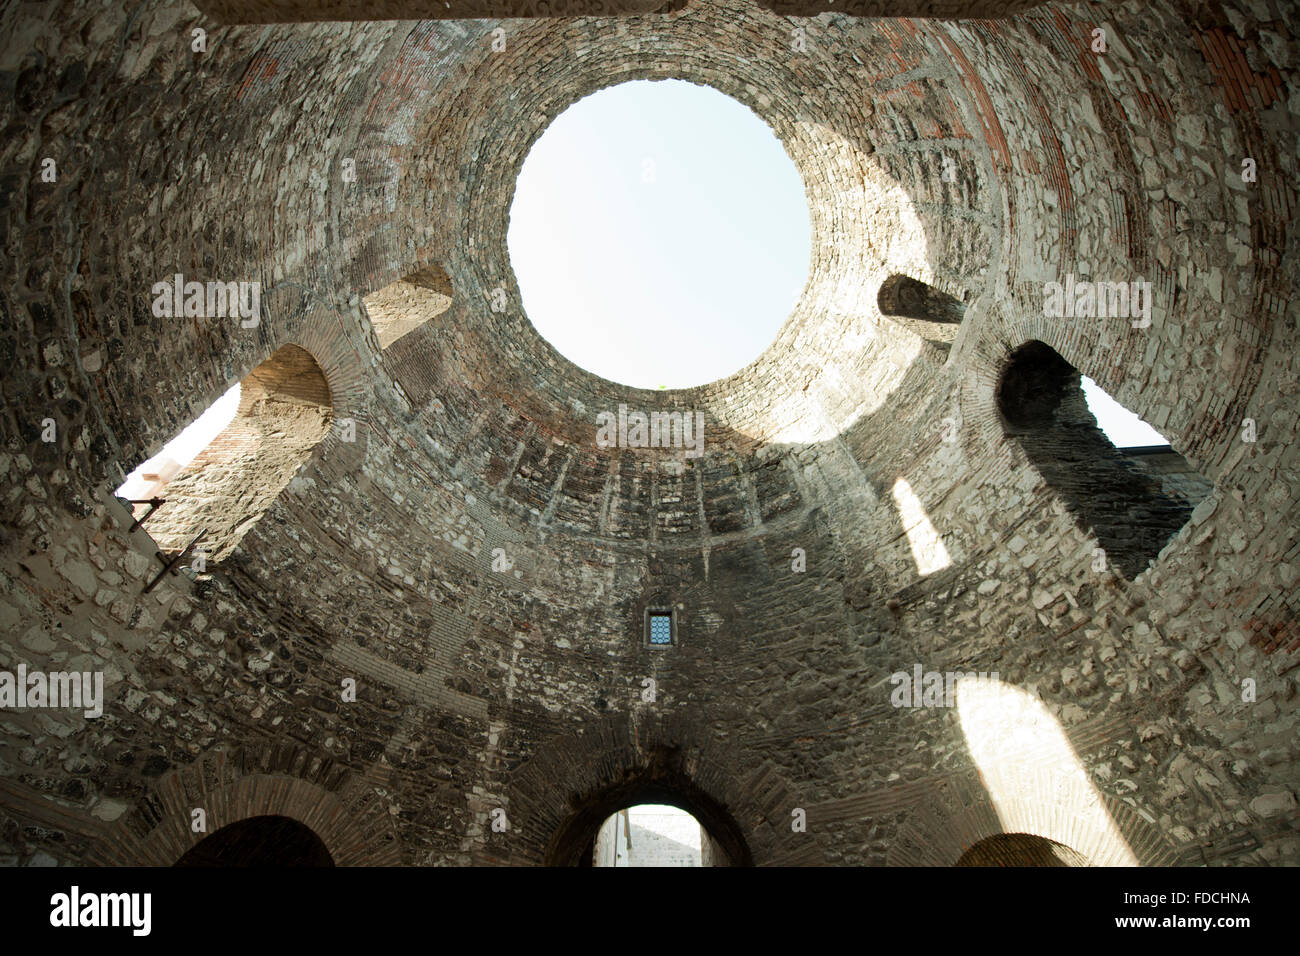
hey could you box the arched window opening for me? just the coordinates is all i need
[592,804,716,867]
[877,273,965,345]
[996,341,1210,579]
[362,264,453,350]
[120,344,333,565]
[115,382,241,505]
[957,833,1091,867]
[174,815,334,867]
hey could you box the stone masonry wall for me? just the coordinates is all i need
[0,0,1295,866]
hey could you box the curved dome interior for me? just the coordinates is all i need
[0,0,1296,871]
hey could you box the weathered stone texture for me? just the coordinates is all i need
[0,0,1296,866]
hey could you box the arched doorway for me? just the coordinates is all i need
[174,815,335,867]
[544,754,753,867]
[592,804,716,867]
[957,833,1091,867]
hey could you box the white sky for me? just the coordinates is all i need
[508,79,811,390]
[1081,376,1167,447]
[114,382,240,499]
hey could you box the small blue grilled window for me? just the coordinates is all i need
[649,613,672,645]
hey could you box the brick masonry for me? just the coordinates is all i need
[0,0,1296,866]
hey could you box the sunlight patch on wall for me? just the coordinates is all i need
[956,676,1138,866]
[891,477,951,575]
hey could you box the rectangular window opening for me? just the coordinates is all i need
[647,610,674,646]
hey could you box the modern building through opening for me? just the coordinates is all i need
[592,804,710,867]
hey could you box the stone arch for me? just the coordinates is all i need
[356,257,462,412]
[87,747,402,867]
[876,273,966,347]
[886,767,1181,867]
[956,832,1091,867]
[361,263,454,352]
[993,339,1207,579]
[507,716,801,866]
[174,814,336,867]
[546,755,751,867]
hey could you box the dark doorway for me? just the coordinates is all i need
[957,832,1090,867]
[174,815,334,867]
[545,750,752,867]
